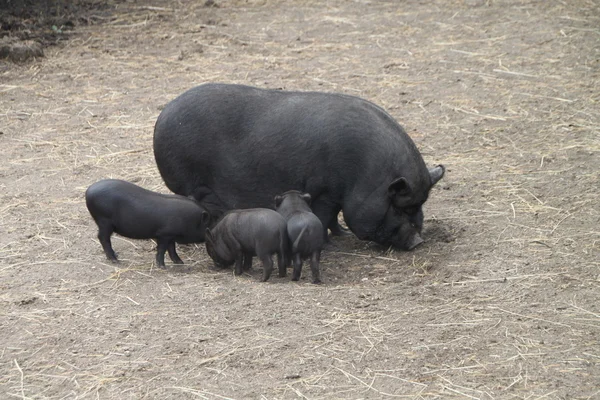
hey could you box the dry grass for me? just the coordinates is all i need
[1,0,599,398]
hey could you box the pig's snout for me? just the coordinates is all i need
[406,233,424,250]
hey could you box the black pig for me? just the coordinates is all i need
[204,208,289,282]
[275,190,324,284]
[85,179,210,268]
[154,83,444,251]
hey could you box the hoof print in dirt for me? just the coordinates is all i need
[0,38,44,62]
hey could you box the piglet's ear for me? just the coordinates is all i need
[302,193,312,205]
[274,195,283,208]
[205,228,212,242]
[388,177,411,199]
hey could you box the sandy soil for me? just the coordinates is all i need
[1,0,598,398]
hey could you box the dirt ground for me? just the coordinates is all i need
[1,0,599,398]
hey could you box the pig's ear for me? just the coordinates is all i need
[429,165,445,186]
[274,195,283,208]
[388,177,412,199]
[200,211,210,227]
[302,193,312,205]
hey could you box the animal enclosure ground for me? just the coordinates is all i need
[0,0,598,398]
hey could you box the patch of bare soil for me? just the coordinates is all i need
[1,0,598,398]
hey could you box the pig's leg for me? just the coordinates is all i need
[310,251,322,284]
[291,253,303,281]
[155,239,169,269]
[97,219,118,262]
[311,198,341,242]
[242,253,253,271]
[167,241,184,264]
[234,254,244,276]
[329,216,352,237]
[277,251,286,278]
[259,254,274,282]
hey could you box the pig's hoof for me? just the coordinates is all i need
[291,276,300,282]
[279,272,287,278]
[173,260,184,265]
[312,279,322,284]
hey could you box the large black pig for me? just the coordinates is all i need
[154,83,444,250]
[85,179,210,268]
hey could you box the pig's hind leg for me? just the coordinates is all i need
[96,219,118,262]
[309,251,322,284]
[291,253,303,282]
[167,241,184,264]
[277,251,286,278]
[155,238,172,269]
[258,254,274,282]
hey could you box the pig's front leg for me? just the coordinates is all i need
[242,253,253,271]
[234,254,244,276]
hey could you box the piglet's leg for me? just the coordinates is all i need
[292,253,303,282]
[155,239,169,269]
[277,252,286,278]
[97,221,118,262]
[259,254,274,282]
[310,251,322,284]
[167,242,184,264]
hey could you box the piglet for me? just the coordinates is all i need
[204,208,289,282]
[85,179,210,268]
[275,190,324,284]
